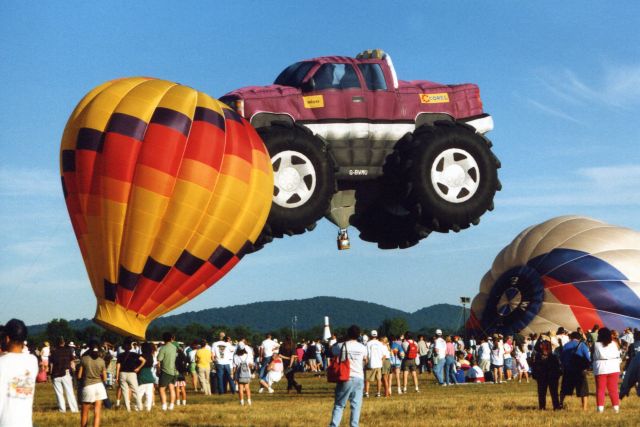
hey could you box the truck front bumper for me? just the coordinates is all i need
[462,113,494,134]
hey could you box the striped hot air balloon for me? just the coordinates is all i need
[60,77,273,339]
[467,216,640,336]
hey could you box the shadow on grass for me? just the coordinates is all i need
[505,404,538,410]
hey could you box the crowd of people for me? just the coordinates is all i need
[1,317,639,427]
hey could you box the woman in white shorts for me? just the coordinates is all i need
[78,341,107,427]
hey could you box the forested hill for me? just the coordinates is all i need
[29,297,463,334]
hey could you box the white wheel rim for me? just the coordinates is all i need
[271,150,316,208]
[430,148,480,203]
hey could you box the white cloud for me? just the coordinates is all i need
[526,99,583,124]
[528,63,640,122]
[536,64,640,108]
[0,167,61,197]
[500,164,640,207]
[578,164,640,188]
[3,237,64,257]
[603,64,640,105]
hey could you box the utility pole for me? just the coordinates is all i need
[460,297,471,341]
[291,315,297,340]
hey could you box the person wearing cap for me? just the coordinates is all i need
[432,329,446,385]
[364,330,385,398]
[233,342,254,405]
[0,319,38,427]
[49,337,79,413]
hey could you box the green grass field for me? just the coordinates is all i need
[33,372,638,426]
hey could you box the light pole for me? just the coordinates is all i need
[291,315,298,340]
[460,297,471,340]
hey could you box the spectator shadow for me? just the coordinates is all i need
[507,404,538,410]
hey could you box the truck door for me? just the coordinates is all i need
[301,63,366,175]
[357,62,403,172]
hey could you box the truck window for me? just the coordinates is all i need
[312,63,361,90]
[357,64,387,90]
[274,62,315,88]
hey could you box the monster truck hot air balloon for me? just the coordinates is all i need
[60,77,273,339]
[221,49,500,251]
[467,216,640,336]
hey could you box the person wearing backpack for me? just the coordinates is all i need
[533,337,562,410]
[401,332,420,393]
[233,342,254,406]
[175,345,189,406]
[329,325,367,427]
[559,331,591,410]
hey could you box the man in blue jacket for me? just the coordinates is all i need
[559,331,591,410]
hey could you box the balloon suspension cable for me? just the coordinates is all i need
[4,215,66,315]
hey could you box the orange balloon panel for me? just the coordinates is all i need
[60,78,273,339]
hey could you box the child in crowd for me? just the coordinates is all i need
[515,344,530,383]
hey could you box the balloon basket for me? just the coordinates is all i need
[94,300,151,340]
[337,229,351,250]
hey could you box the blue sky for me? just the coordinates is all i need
[1,2,639,325]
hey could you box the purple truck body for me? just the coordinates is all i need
[222,53,492,179]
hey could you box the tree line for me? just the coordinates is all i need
[27,317,458,348]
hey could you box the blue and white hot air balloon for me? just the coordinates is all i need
[467,216,640,335]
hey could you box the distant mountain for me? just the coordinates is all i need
[29,297,464,334]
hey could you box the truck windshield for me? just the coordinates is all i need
[274,62,315,87]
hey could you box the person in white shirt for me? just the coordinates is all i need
[592,328,621,413]
[329,325,367,427]
[477,337,491,373]
[515,344,530,383]
[433,330,447,385]
[259,333,278,379]
[364,330,386,398]
[490,336,505,383]
[621,328,634,346]
[503,337,514,381]
[213,336,236,394]
[40,342,50,371]
[0,319,39,427]
[465,360,485,383]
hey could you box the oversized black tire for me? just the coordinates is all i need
[257,124,335,238]
[385,121,501,233]
[350,180,431,249]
